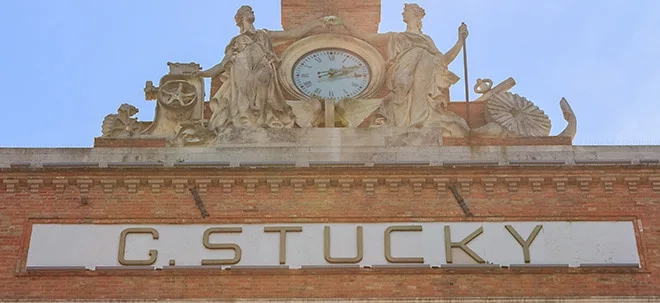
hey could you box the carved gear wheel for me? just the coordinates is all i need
[157,80,197,110]
[486,92,551,137]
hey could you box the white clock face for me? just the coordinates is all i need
[292,49,371,100]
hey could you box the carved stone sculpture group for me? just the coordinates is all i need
[100,3,577,146]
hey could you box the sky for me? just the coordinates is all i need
[0,0,658,147]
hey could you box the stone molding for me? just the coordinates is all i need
[4,175,660,196]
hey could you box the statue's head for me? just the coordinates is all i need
[402,3,425,30]
[234,5,255,27]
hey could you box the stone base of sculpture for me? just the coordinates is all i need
[213,127,444,148]
[95,126,573,149]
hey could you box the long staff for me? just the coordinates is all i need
[460,22,470,135]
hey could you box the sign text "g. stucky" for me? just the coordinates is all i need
[26,222,640,269]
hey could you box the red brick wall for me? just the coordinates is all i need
[281,0,380,33]
[1,165,659,300]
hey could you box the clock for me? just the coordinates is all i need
[279,34,385,101]
[292,49,370,100]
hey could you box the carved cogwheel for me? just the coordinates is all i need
[158,80,197,109]
[486,92,551,137]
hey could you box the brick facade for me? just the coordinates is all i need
[281,0,380,33]
[3,1,658,301]
[1,163,659,300]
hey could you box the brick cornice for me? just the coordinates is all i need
[3,172,660,196]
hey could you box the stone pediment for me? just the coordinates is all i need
[97,4,576,148]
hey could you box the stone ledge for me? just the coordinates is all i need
[443,136,572,146]
[2,145,659,169]
[93,133,573,148]
[94,137,167,148]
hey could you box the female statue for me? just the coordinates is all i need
[335,4,469,136]
[197,6,331,130]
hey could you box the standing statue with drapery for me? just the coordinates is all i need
[196,6,332,131]
[332,4,470,136]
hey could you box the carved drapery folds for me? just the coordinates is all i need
[206,28,295,130]
[97,3,577,146]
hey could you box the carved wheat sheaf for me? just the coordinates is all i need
[101,104,139,138]
[487,92,551,137]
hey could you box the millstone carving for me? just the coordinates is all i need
[471,91,579,139]
[101,104,141,138]
[486,92,551,137]
[469,78,578,139]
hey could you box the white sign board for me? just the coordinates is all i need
[26,222,640,269]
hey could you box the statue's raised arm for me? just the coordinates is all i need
[268,16,334,45]
[332,17,389,45]
[443,23,468,66]
[197,55,230,78]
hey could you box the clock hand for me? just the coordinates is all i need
[317,76,336,82]
[318,72,366,83]
[318,66,360,78]
[332,65,361,78]
[316,66,364,82]
[317,68,337,78]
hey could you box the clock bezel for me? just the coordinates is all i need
[279,33,386,101]
[291,48,371,100]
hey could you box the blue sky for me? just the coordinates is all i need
[0,0,658,147]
